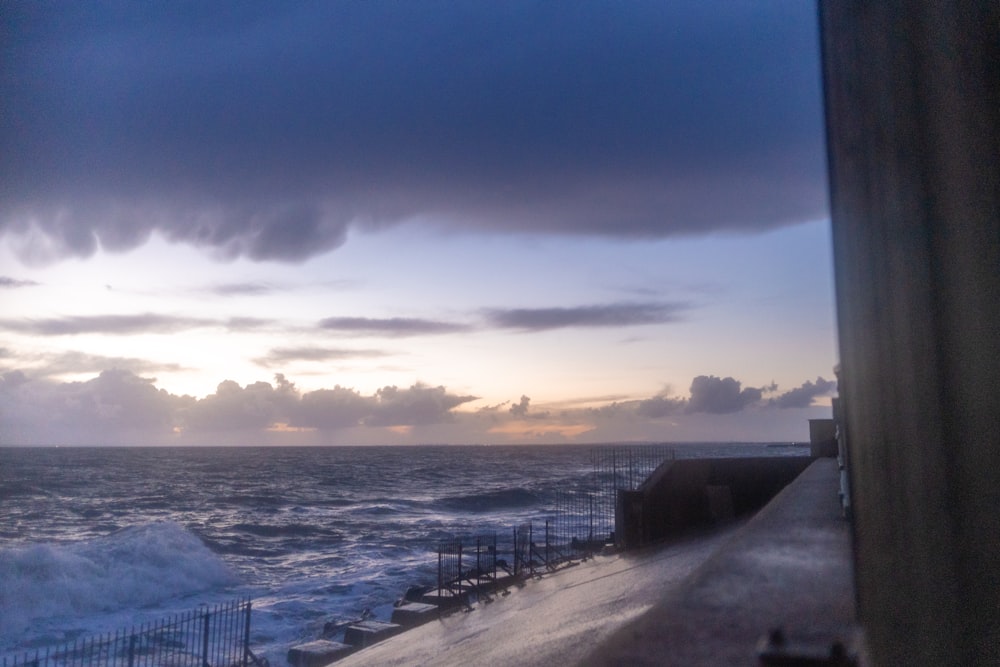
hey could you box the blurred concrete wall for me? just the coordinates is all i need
[820,2,1000,664]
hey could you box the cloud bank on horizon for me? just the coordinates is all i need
[0,369,836,446]
[0,1,825,264]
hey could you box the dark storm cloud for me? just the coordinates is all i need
[319,317,470,337]
[0,1,826,264]
[771,376,836,408]
[0,276,40,288]
[255,346,387,367]
[486,302,686,332]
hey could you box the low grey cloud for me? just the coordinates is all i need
[207,282,276,296]
[509,395,531,418]
[635,394,686,419]
[182,376,298,432]
[291,385,372,430]
[591,375,768,419]
[319,317,470,337]
[0,369,187,445]
[0,367,831,445]
[0,314,215,336]
[0,369,481,443]
[1,370,29,388]
[225,317,275,331]
[26,351,185,378]
[0,2,825,265]
[771,376,836,408]
[255,346,387,367]
[686,375,764,414]
[366,384,479,427]
[0,276,39,288]
[486,302,686,332]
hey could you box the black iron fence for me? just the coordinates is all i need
[436,533,500,604]
[2,599,258,667]
[434,445,676,594]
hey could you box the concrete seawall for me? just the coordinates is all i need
[327,457,854,666]
[618,456,813,549]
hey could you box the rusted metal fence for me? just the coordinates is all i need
[2,599,259,667]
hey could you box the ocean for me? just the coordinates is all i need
[0,443,807,664]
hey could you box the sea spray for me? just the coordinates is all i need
[0,522,237,639]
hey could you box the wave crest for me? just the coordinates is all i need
[0,522,238,637]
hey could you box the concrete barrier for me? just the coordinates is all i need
[617,457,813,549]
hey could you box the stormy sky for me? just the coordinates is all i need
[0,1,837,446]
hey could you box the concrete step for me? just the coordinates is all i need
[343,620,403,648]
[286,639,354,667]
[390,601,438,628]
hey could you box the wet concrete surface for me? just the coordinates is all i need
[328,458,855,666]
[585,457,856,665]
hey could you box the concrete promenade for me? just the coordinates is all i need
[587,456,856,664]
[331,457,855,666]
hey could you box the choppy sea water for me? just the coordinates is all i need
[0,443,807,663]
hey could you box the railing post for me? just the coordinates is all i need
[127,633,136,667]
[528,522,534,576]
[437,545,442,597]
[512,527,518,576]
[476,536,482,591]
[202,611,211,667]
[545,519,550,569]
[242,600,252,667]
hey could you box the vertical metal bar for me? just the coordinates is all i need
[201,611,210,667]
[512,527,518,576]
[528,522,534,576]
[243,600,252,667]
[475,536,481,592]
[545,519,550,569]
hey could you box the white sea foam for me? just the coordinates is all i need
[0,521,237,640]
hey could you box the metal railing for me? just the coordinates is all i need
[436,533,500,604]
[433,445,677,592]
[2,599,258,667]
